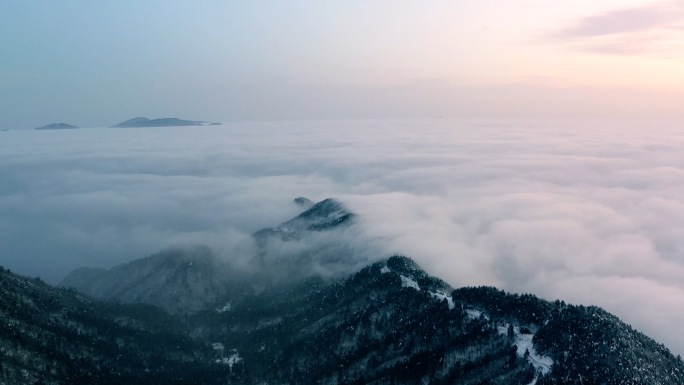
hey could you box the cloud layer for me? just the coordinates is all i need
[2,119,684,356]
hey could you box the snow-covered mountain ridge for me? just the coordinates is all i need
[185,255,683,384]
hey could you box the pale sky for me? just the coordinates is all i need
[2,0,684,129]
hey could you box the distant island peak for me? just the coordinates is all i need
[112,117,221,128]
[35,123,78,130]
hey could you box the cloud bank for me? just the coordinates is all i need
[2,119,684,356]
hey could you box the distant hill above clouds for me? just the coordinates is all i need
[35,122,78,130]
[253,198,354,243]
[112,117,221,128]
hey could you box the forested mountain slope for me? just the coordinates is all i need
[3,256,683,384]
[0,266,228,385]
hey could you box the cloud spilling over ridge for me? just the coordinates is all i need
[2,119,684,356]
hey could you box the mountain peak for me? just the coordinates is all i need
[293,196,313,208]
[386,254,423,275]
[289,197,354,231]
[253,197,354,243]
[381,255,452,293]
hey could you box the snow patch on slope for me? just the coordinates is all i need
[216,302,232,313]
[383,264,455,309]
[498,323,553,382]
[466,308,489,320]
[430,291,455,310]
[216,352,242,369]
[213,343,242,370]
[400,275,420,290]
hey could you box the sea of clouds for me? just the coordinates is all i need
[2,118,684,356]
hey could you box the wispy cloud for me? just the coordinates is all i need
[558,6,674,37]
[552,2,684,56]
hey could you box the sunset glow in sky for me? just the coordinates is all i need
[3,0,684,128]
